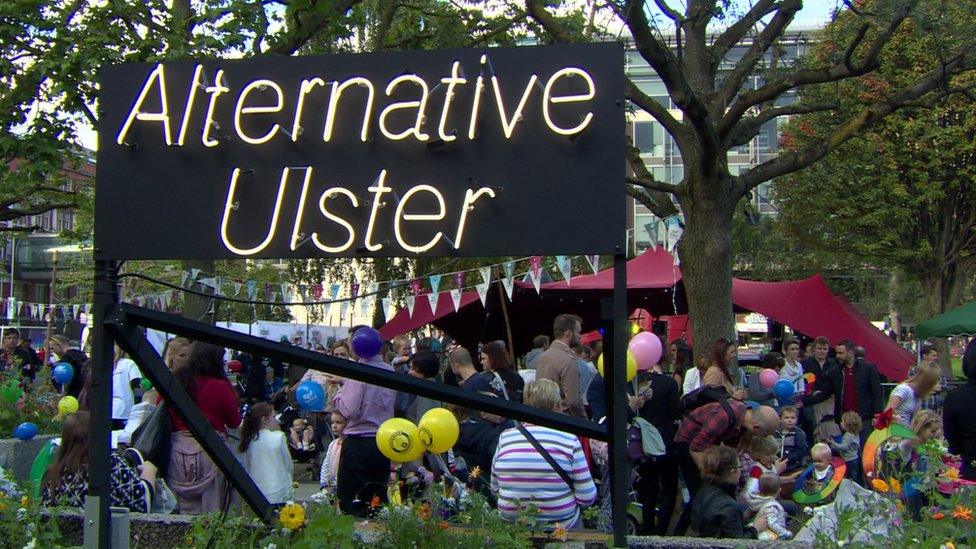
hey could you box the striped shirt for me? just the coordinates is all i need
[490,424,597,529]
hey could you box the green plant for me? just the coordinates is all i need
[0,486,63,547]
[179,509,266,549]
[0,367,62,438]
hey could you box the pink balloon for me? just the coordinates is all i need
[759,368,779,388]
[629,332,663,371]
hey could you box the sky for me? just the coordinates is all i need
[75,0,839,151]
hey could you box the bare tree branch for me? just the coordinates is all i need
[709,0,780,62]
[737,45,976,190]
[653,0,684,24]
[625,79,687,140]
[728,101,840,147]
[0,203,77,220]
[467,12,528,47]
[627,185,680,219]
[718,0,802,110]
[725,0,920,126]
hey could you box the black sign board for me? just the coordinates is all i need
[95,44,624,259]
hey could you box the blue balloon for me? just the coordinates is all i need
[774,379,796,401]
[13,422,37,441]
[351,327,382,359]
[53,362,74,384]
[294,380,326,411]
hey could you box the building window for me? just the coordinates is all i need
[634,121,665,156]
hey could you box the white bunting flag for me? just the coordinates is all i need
[556,255,572,283]
[450,289,462,311]
[72,304,80,319]
[501,277,514,300]
[585,255,600,274]
[475,282,490,305]
[480,267,491,285]
[180,272,190,287]
[280,283,290,302]
[339,301,350,321]
[381,297,392,321]
[189,268,202,282]
[427,292,440,314]
[405,295,416,318]
[232,282,243,297]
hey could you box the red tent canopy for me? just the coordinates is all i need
[380,249,913,379]
[731,276,913,379]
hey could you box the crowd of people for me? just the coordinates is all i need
[8,316,976,540]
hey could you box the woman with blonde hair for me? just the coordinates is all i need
[885,362,942,426]
[491,379,596,529]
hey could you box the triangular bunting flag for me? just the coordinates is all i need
[450,289,462,312]
[427,292,439,313]
[72,304,80,319]
[233,282,243,297]
[501,277,514,300]
[339,301,350,321]
[350,282,361,300]
[381,297,392,320]
[330,283,342,301]
[428,274,442,294]
[556,255,571,283]
[311,284,323,300]
[246,280,258,300]
[529,256,543,294]
[480,267,491,285]
[475,282,490,305]
[405,295,416,318]
[160,291,171,311]
[410,279,422,296]
[84,303,92,315]
[503,261,515,284]
[61,305,70,318]
[453,272,464,289]
[180,271,190,287]
[585,255,600,274]
[280,283,290,301]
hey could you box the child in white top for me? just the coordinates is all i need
[740,435,789,512]
[829,412,863,483]
[239,402,294,504]
[319,412,347,494]
[751,474,793,540]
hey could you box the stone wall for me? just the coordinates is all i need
[0,435,55,481]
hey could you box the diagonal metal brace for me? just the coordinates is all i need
[113,303,608,440]
[106,316,273,522]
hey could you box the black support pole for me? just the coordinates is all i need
[85,259,116,548]
[108,320,272,521]
[610,253,628,547]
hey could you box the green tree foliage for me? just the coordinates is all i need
[526,0,976,349]
[775,6,976,368]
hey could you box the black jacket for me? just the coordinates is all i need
[637,372,682,451]
[690,482,757,539]
[944,380,976,481]
[586,373,606,422]
[808,359,882,421]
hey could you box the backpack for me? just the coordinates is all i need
[680,385,731,413]
[681,385,737,425]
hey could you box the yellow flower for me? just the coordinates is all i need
[438,520,449,530]
[890,478,902,494]
[552,526,568,542]
[942,542,956,549]
[19,496,27,508]
[871,479,890,493]
[951,505,973,522]
[944,468,960,482]
[278,503,307,530]
[468,465,482,481]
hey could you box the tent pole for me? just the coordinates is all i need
[496,281,516,363]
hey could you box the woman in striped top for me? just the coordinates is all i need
[490,379,597,529]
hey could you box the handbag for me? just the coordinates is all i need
[152,478,178,514]
[130,404,172,478]
[515,423,574,488]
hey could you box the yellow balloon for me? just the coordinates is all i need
[376,418,425,462]
[630,323,641,336]
[597,351,638,382]
[418,408,460,454]
[58,396,79,415]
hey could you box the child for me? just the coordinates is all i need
[774,406,808,474]
[740,436,788,512]
[239,402,293,504]
[750,474,792,540]
[319,412,346,494]
[829,412,862,484]
[803,443,834,494]
[289,417,317,455]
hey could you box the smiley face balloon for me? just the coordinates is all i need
[376,418,425,462]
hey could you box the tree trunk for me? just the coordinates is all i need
[676,189,737,356]
[182,259,214,324]
[888,270,900,339]
[917,266,962,378]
